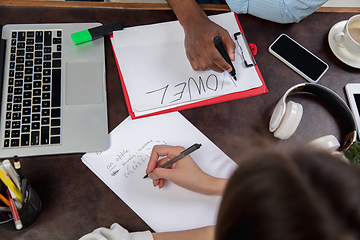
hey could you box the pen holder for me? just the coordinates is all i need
[0,178,41,231]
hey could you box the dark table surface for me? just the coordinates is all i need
[0,6,359,240]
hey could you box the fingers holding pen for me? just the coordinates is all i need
[182,17,236,73]
[146,144,207,191]
[212,34,237,75]
[146,145,185,188]
[149,157,172,189]
[185,39,224,73]
[146,145,185,174]
[220,32,236,62]
[185,36,231,73]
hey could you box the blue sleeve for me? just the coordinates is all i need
[225,0,328,23]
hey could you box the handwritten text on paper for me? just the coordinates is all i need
[146,73,237,105]
[105,140,167,178]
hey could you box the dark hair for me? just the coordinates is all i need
[215,149,360,240]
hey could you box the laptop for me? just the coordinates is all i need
[0,23,109,158]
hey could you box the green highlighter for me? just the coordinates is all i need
[71,21,123,45]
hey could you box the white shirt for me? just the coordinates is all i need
[225,0,328,23]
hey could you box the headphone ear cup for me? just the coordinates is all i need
[269,99,285,133]
[273,101,303,140]
[306,135,340,152]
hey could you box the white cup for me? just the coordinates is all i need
[334,14,360,56]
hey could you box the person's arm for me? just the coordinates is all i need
[166,0,236,73]
[146,145,227,196]
[226,0,328,23]
[152,226,215,240]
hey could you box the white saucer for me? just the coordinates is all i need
[328,20,360,69]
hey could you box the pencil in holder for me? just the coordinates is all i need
[0,178,41,231]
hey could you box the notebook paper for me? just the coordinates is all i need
[82,112,238,232]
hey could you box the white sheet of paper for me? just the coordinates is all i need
[112,12,263,116]
[82,112,237,232]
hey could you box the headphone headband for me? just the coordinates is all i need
[270,83,356,150]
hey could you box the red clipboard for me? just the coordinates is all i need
[111,13,268,119]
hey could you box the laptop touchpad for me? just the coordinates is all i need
[66,62,104,105]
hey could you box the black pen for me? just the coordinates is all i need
[21,178,28,204]
[143,143,202,179]
[213,36,237,80]
[13,156,24,181]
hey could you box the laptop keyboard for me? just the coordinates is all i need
[4,30,62,148]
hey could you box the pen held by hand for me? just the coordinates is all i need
[213,36,237,80]
[143,143,202,179]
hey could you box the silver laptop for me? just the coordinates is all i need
[0,23,109,158]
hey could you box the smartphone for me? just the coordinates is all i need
[345,83,360,139]
[269,34,329,83]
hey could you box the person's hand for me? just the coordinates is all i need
[145,145,227,195]
[181,15,236,73]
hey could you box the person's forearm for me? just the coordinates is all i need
[203,176,228,196]
[166,0,208,27]
[152,226,215,240]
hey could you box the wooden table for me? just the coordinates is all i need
[0,5,359,239]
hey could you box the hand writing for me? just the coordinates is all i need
[145,145,227,195]
[182,15,236,73]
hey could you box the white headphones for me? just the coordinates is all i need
[269,83,356,151]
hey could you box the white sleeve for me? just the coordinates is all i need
[79,223,153,240]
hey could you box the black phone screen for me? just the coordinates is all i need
[354,94,360,115]
[269,34,328,82]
